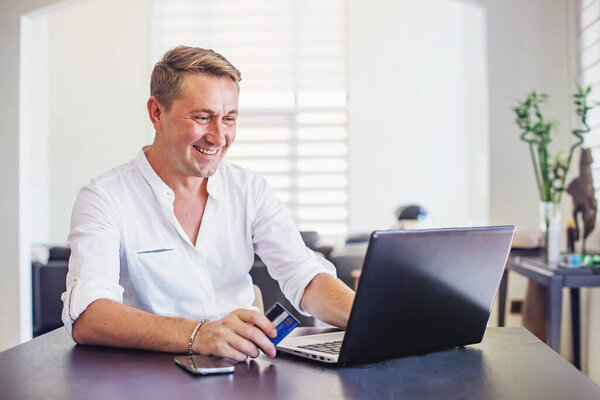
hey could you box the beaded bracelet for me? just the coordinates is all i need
[188,319,208,355]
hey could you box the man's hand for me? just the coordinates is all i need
[193,309,278,362]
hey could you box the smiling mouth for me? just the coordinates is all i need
[193,145,218,155]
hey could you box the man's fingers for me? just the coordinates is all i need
[229,313,276,358]
[214,341,248,363]
[234,309,277,338]
[195,310,278,360]
[240,322,277,358]
[228,335,260,359]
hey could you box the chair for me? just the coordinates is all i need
[249,257,315,326]
[48,246,71,261]
[32,260,68,337]
[252,285,264,313]
[300,231,334,260]
[329,243,368,289]
[248,230,338,326]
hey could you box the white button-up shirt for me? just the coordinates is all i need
[61,148,335,335]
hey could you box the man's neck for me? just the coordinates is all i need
[145,144,209,245]
[145,145,207,196]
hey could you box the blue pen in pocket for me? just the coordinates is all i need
[265,302,300,346]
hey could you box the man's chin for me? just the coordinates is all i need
[183,156,223,178]
[198,170,216,178]
[191,164,219,178]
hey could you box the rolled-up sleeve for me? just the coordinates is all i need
[250,175,336,316]
[61,184,124,336]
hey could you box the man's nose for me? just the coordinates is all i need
[206,120,227,147]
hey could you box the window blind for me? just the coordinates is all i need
[578,0,600,192]
[153,0,349,240]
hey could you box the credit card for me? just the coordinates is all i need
[265,302,300,346]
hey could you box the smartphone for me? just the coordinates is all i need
[174,355,236,375]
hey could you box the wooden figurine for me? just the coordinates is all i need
[567,148,597,247]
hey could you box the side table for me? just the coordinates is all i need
[497,251,600,369]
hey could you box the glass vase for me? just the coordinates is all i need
[539,201,561,263]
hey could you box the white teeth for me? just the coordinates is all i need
[193,145,218,155]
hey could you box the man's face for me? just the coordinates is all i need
[154,74,238,179]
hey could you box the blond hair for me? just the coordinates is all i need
[150,46,242,110]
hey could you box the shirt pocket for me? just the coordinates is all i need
[129,246,184,299]
[130,245,178,274]
[131,247,177,273]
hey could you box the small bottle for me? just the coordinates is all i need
[567,217,576,254]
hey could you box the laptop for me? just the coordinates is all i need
[277,226,515,366]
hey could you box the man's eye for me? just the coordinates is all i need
[194,115,209,122]
[224,116,236,123]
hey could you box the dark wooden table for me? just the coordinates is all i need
[1,327,599,399]
[497,253,600,369]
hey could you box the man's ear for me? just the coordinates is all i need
[147,96,164,132]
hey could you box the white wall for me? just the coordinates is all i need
[23,16,50,248]
[44,0,152,243]
[486,0,574,230]
[0,0,62,353]
[348,0,489,233]
[0,0,152,352]
[483,0,571,355]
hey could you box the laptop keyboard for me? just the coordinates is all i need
[297,340,343,355]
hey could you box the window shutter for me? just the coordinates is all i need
[577,0,600,205]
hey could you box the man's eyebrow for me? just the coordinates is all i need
[189,108,216,115]
[189,108,238,115]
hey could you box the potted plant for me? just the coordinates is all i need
[512,84,595,260]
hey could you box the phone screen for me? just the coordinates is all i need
[174,355,236,375]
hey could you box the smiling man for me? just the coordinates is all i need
[61,46,355,362]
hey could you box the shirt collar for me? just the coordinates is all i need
[135,147,223,203]
[206,163,223,202]
[136,147,174,203]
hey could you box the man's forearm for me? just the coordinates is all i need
[300,273,355,328]
[72,298,197,353]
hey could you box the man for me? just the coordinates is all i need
[61,46,355,362]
